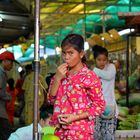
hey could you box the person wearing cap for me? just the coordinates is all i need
[0,51,18,140]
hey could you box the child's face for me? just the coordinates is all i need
[95,54,108,69]
[41,116,51,127]
[62,45,83,68]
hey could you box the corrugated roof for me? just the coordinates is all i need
[37,0,119,36]
[31,0,140,48]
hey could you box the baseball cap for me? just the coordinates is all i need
[0,51,19,64]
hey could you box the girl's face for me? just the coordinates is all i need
[95,54,108,69]
[62,45,83,68]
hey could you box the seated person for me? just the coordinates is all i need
[8,105,55,140]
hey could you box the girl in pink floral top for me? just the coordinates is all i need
[48,34,105,140]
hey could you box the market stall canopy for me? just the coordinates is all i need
[1,0,140,50]
[37,0,140,33]
[35,0,140,49]
[1,0,140,43]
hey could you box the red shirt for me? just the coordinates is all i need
[6,87,18,124]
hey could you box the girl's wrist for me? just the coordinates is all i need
[75,112,88,121]
[73,114,79,121]
[54,76,61,82]
[76,114,81,121]
[70,114,81,122]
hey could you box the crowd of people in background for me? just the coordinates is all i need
[0,53,55,140]
[0,33,127,140]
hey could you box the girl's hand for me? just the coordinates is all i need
[55,63,68,81]
[58,114,78,125]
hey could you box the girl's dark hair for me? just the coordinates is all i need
[61,34,86,63]
[92,45,108,59]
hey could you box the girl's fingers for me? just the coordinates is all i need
[60,117,67,122]
[57,64,68,74]
[58,118,67,124]
[59,114,69,118]
[59,63,68,69]
[58,114,70,124]
[58,119,66,124]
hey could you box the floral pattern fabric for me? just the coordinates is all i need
[48,65,105,140]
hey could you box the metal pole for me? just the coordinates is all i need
[84,0,86,39]
[101,10,106,47]
[125,0,132,108]
[33,0,40,140]
[126,35,130,107]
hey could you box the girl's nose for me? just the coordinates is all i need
[64,54,69,60]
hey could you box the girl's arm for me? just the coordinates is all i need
[47,63,68,104]
[49,76,61,97]
[83,71,105,120]
[49,63,68,97]
[94,63,116,81]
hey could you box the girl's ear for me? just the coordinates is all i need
[39,118,44,126]
[80,50,84,58]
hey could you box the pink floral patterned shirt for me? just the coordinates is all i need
[48,65,105,134]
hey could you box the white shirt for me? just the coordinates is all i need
[8,124,42,140]
[94,63,118,116]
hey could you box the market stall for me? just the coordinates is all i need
[0,0,140,139]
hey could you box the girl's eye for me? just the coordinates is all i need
[69,52,73,55]
[62,52,66,55]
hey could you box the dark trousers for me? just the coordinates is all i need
[0,117,12,140]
